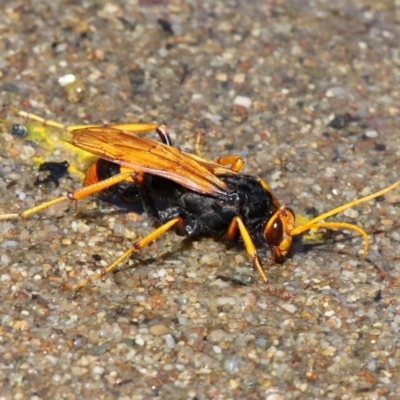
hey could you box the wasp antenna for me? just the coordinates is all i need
[292,221,369,258]
[7,106,111,134]
[8,106,68,131]
[290,179,400,257]
[292,180,400,234]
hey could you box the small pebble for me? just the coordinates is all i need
[343,208,359,219]
[163,334,176,348]
[224,355,241,373]
[281,303,298,314]
[233,95,252,109]
[254,336,268,348]
[266,394,286,400]
[365,130,378,138]
[157,268,167,278]
[216,73,228,81]
[135,337,145,346]
[92,366,105,375]
[1,254,10,266]
[58,74,77,86]
[216,296,235,306]
[149,324,169,336]
[13,320,30,331]
[208,329,226,342]
[229,379,239,389]
[71,366,87,376]
[233,73,245,84]
[0,240,19,248]
[321,346,336,357]
[16,191,26,200]
[325,87,348,98]
[213,345,222,354]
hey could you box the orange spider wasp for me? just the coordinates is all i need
[1,107,399,294]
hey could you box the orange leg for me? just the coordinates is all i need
[0,171,134,220]
[215,156,245,172]
[102,124,172,145]
[7,106,172,144]
[195,131,204,157]
[226,216,276,293]
[66,216,183,290]
[194,131,245,172]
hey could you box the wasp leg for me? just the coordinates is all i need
[132,173,164,222]
[0,171,134,220]
[195,131,204,157]
[215,156,245,172]
[7,106,112,132]
[100,124,173,146]
[7,106,70,130]
[226,216,276,293]
[257,178,282,209]
[66,216,184,290]
[155,125,172,146]
[194,131,244,171]
[7,107,172,144]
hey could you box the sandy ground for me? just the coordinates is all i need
[0,1,400,399]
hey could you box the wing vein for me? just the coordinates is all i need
[70,127,235,199]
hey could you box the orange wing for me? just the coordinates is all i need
[70,126,236,199]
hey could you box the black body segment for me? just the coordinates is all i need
[175,174,277,240]
[90,159,277,243]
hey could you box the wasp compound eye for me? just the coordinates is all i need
[264,207,295,263]
[266,217,283,247]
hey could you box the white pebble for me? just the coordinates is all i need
[1,255,10,266]
[365,130,378,138]
[45,355,59,365]
[135,337,145,346]
[92,366,105,375]
[224,355,241,373]
[325,87,348,98]
[233,95,252,109]
[157,268,167,278]
[0,240,19,248]
[213,345,222,354]
[216,297,236,306]
[281,303,298,314]
[16,191,26,200]
[163,334,176,348]
[191,93,203,101]
[58,73,77,86]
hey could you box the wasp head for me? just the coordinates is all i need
[264,206,295,263]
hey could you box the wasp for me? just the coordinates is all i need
[1,107,399,294]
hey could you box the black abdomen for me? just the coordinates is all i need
[87,159,276,241]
